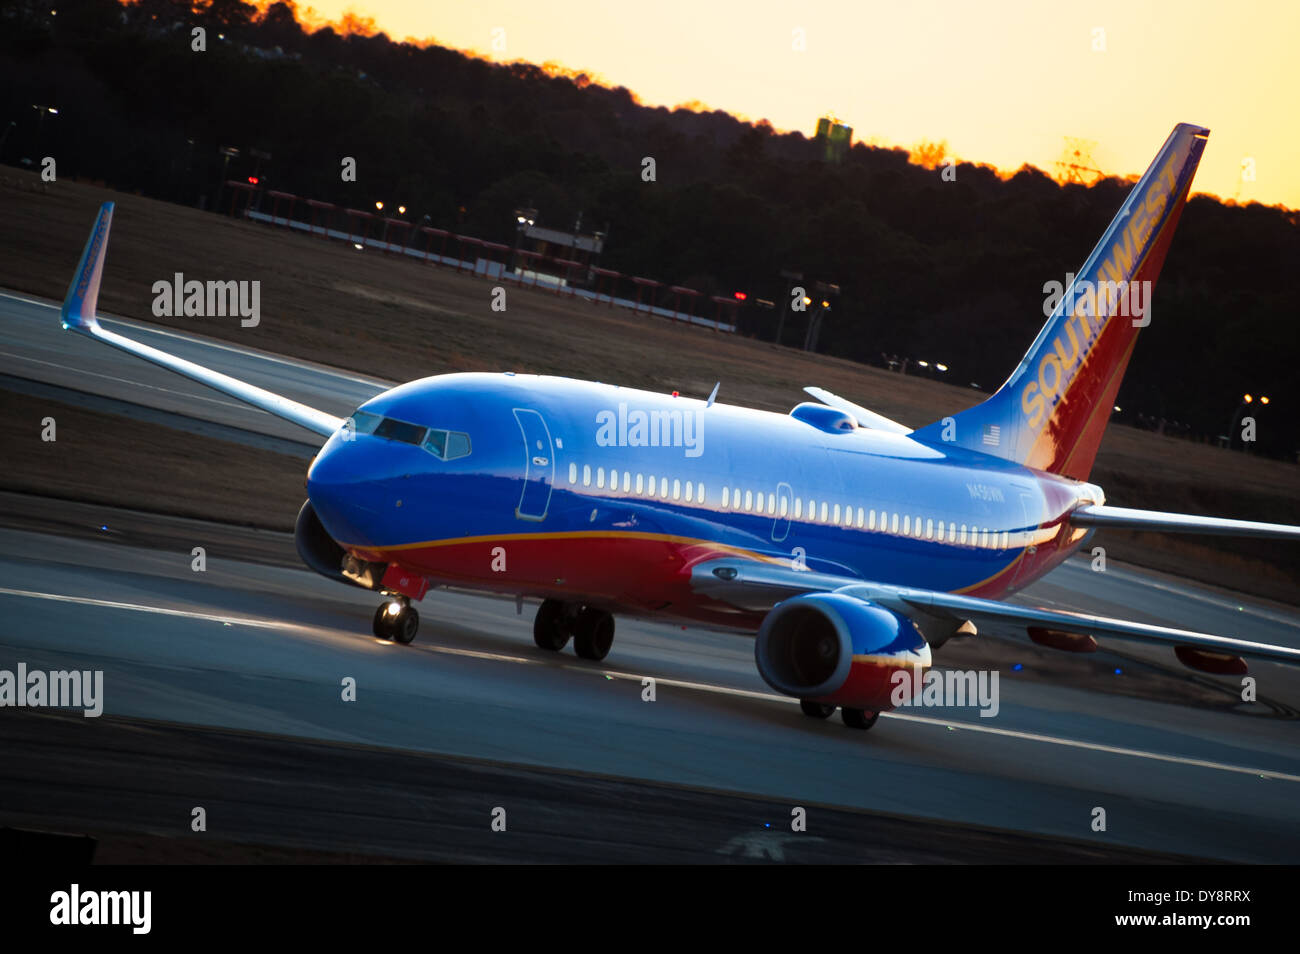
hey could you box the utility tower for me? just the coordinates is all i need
[1055,137,1103,186]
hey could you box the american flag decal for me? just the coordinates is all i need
[982,425,1001,447]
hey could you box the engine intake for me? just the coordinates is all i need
[755,592,931,711]
[294,499,385,590]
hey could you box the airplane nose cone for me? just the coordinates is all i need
[306,438,387,546]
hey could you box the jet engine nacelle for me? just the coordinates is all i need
[294,499,386,590]
[755,592,932,712]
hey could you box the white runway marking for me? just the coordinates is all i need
[0,349,252,411]
[3,584,1296,785]
[0,290,388,388]
[1057,559,1300,629]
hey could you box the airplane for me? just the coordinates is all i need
[58,122,1300,731]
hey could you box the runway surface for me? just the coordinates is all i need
[2,288,1298,862]
[0,288,384,446]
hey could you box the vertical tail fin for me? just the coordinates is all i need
[911,123,1209,480]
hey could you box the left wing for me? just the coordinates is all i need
[689,557,1300,673]
[61,202,345,438]
[1069,504,1300,542]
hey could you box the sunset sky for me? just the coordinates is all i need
[296,0,1299,208]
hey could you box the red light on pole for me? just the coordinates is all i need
[247,176,259,185]
[733,291,748,301]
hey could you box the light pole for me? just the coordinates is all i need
[511,205,536,274]
[31,104,58,158]
[0,120,16,161]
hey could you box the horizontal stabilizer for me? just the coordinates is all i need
[1069,504,1300,542]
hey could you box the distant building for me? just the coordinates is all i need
[514,222,607,289]
[815,116,853,163]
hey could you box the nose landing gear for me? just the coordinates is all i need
[532,599,615,661]
[373,596,419,644]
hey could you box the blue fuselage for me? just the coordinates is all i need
[306,373,1101,619]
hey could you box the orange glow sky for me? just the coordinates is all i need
[297,0,1299,208]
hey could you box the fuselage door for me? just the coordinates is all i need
[772,481,794,542]
[1010,489,1040,589]
[513,408,554,521]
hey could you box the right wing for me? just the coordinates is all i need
[689,557,1300,673]
[61,202,345,439]
[803,386,912,434]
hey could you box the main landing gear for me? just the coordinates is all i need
[799,700,880,730]
[373,596,419,644]
[533,599,615,661]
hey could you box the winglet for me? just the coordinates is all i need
[61,201,114,333]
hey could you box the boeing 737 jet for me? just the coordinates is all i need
[58,123,1300,729]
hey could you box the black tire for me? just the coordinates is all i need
[572,607,615,661]
[533,599,570,651]
[799,700,836,719]
[373,604,395,640]
[841,707,879,730]
[393,606,419,645]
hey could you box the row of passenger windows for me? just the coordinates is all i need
[566,462,1013,549]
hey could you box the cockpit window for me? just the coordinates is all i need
[374,417,427,445]
[424,429,471,460]
[445,432,471,460]
[348,411,382,435]
[350,410,470,459]
[423,429,447,458]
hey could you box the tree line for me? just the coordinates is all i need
[2,0,1296,456]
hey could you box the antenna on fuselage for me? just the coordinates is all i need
[706,382,720,408]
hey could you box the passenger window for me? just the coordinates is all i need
[636,473,645,494]
[832,504,841,524]
[856,508,864,528]
[722,487,730,508]
[779,497,788,517]
[672,479,681,501]
[937,520,945,539]
[891,513,899,534]
[685,481,694,503]
[744,490,753,512]
[597,468,605,489]
[623,472,631,492]
[698,485,705,505]
[583,466,592,487]
[868,510,876,530]
[926,519,934,540]
[660,477,669,498]
[569,463,577,484]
